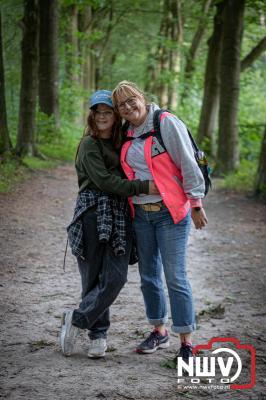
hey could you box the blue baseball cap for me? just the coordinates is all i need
[89,90,113,109]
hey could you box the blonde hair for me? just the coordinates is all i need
[112,80,147,108]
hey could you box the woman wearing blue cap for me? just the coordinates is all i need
[60,90,158,358]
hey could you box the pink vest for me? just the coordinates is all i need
[120,112,191,224]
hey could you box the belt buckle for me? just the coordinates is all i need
[150,203,161,211]
[141,202,163,212]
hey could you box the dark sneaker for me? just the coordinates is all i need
[136,329,170,354]
[178,342,194,363]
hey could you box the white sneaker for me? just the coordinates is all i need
[88,338,107,358]
[60,310,80,356]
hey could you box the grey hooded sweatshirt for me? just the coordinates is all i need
[126,103,205,204]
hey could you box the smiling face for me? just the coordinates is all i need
[115,90,148,127]
[93,104,115,138]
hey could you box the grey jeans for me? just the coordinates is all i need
[72,207,132,339]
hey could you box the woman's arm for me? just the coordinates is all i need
[160,115,208,228]
[79,139,150,197]
[160,115,205,203]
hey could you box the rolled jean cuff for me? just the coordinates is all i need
[171,322,196,334]
[148,315,168,326]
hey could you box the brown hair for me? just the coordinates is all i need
[112,80,147,109]
[75,106,122,161]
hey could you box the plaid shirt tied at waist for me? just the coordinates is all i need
[67,189,133,260]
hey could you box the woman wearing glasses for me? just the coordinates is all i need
[60,90,158,358]
[112,81,208,362]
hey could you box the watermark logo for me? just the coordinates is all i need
[177,337,256,391]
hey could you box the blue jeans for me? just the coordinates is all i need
[133,206,196,334]
[72,208,131,339]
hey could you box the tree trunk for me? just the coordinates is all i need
[144,47,157,93]
[168,0,182,111]
[197,1,224,156]
[217,0,245,174]
[150,0,183,109]
[254,124,266,199]
[16,0,39,157]
[0,10,12,154]
[184,0,213,82]
[153,0,170,106]
[39,0,59,127]
[65,4,79,83]
[82,53,93,122]
[78,6,93,123]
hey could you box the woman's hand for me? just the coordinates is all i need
[148,181,160,195]
[191,207,208,230]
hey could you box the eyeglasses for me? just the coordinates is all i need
[117,97,137,110]
[95,110,114,118]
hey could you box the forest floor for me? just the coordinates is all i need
[0,164,266,400]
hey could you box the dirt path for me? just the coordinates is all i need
[0,165,265,400]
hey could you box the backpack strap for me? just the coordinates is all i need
[122,108,199,152]
[154,109,211,195]
[154,109,201,153]
[122,108,211,196]
[122,110,165,146]
[122,108,199,153]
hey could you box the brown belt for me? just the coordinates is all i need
[136,201,165,212]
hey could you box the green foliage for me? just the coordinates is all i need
[0,155,24,192]
[219,159,257,192]
[239,124,263,162]
[256,184,266,197]
[2,1,22,145]
[160,356,177,370]
[0,127,80,193]
[1,0,265,195]
[22,156,57,170]
[36,112,82,162]
[36,112,60,144]
[39,135,80,163]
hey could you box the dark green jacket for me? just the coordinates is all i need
[75,136,149,196]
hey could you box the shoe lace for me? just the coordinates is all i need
[143,330,161,346]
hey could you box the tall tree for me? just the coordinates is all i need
[78,5,94,122]
[149,0,183,109]
[254,124,266,199]
[0,10,12,154]
[16,0,39,157]
[156,0,170,107]
[217,0,245,173]
[64,4,79,84]
[168,0,183,110]
[39,0,59,127]
[197,1,224,156]
[184,0,213,82]
[78,2,118,120]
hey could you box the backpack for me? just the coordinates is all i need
[123,109,211,196]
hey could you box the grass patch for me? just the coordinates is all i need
[0,140,77,194]
[217,160,256,192]
[38,121,82,162]
[0,125,80,193]
[0,156,25,192]
[23,156,58,170]
[39,140,78,163]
